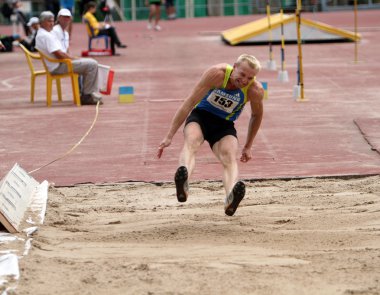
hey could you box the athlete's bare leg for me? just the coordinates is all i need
[212,135,239,195]
[154,6,161,26]
[213,135,246,216]
[148,5,156,23]
[179,122,204,176]
[174,122,204,202]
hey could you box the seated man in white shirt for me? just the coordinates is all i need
[52,9,70,53]
[36,10,103,105]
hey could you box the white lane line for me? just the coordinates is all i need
[1,75,26,89]
[149,99,183,102]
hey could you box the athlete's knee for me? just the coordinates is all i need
[184,137,202,152]
[184,124,203,150]
[218,148,237,166]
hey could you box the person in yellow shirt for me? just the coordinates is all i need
[83,1,126,55]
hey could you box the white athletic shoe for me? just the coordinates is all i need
[147,22,152,30]
[154,25,162,31]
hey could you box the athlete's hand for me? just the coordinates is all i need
[240,147,252,163]
[157,137,172,158]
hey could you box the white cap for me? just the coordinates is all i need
[57,8,72,18]
[27,17,39,26]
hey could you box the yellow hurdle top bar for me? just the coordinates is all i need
[221,13,361,46]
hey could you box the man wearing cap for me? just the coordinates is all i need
[27,17,40,35]
[52,8,71,53]
[59,0,75,37]
[22,17,39,52]
[36,10,103,105]
[9,16,39,52]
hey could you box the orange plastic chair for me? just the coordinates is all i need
[19,44,47,103]
[37,49,81,107]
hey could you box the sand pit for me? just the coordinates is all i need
[3,175,378,294]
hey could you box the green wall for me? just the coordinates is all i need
[120,0,253,20]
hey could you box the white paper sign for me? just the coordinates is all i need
[0,164,39,233]
[98,64,111,93]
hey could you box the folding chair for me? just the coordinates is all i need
[37,50,81,107]
[84,19,110,51]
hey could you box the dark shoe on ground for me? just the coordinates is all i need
[81,94,95,105]
[81,94,103,105]
[175,166,188,202]
[112,53,121,56]
[118,44,127,48]
[81,98,97,105]
[224,181,245,216]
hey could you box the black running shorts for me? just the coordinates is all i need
[185,108,237,149]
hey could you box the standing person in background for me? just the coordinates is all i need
[146,0,163,31]
[83,1,127,56]
[59,0,75,38]
[165,0,176,20]
[11,0,30,36]
[157,54,264,216]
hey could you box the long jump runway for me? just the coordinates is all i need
[0,10,379,186]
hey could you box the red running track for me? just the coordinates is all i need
[0,10,379,186]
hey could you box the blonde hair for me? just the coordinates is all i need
[236,54,261,72]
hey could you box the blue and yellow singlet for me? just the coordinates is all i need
[195,64,254,121]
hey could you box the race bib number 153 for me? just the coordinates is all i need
[206,92,239,113]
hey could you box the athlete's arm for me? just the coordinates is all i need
[240,81,264,163]
[157,65,226,158]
